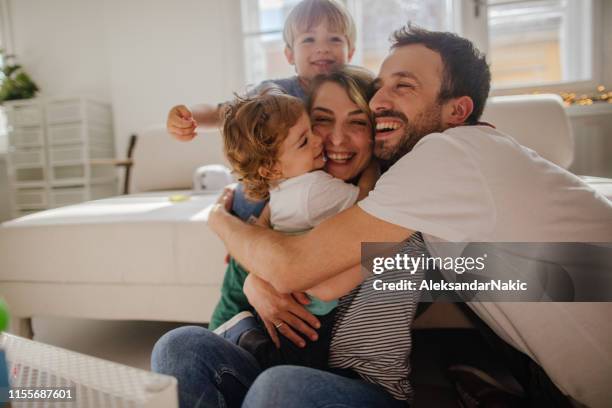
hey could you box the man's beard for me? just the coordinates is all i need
[374,102,444,165]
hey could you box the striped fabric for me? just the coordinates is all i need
[328,232,427,402]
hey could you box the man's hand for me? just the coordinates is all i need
[167,105,197,141]
[243,274,320,349]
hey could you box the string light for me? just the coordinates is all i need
[557,85,611,106]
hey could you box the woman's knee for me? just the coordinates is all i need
[151,325,213,373]
[243,366,316,407]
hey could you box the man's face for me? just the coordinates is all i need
[369,44,448,162]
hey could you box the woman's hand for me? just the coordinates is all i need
[243,273,321,348]
[356,159,381,200]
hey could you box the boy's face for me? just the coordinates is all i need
[275,112,325,179]
[285,22,354,80]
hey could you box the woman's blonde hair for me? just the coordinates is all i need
[307,65,375,126]
[283,0,356,51]
[223,89,305,200]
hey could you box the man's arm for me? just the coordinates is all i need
[306,264,364,302]
[208,192,414,293]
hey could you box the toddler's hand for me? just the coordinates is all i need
[167,105,197,141]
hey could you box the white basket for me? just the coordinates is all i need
[13,167,46,183]
[15,188,48,208]
[46,99,112,126]
[50,183,117,207]
[50,163,116,184]
[8,127,45,147]
[49,144,114,164]
[1,333,178,408]
[47,123,114,147]
[9,148,46,168]
[47,123,82,144]
[15,209,43,218]
[5,103,43,127]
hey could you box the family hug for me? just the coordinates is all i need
[151,1,612,407]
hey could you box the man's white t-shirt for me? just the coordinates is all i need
[270,170,359,233]
[360,125,612,242]
[359,125,612,407]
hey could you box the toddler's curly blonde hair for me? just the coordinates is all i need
[223,90,305,200]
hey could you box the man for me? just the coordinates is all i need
[209,25,612,407]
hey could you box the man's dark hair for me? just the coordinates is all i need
[391,24,491,125]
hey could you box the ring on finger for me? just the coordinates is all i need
[274,321,284,329]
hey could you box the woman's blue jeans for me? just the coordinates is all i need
[151,326,406,408]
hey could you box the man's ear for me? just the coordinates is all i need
[284,46,295,66]
[442,96,474,126]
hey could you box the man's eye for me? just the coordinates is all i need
[397,83,415,89]
[351,120,368,127]
[314,117,331,123]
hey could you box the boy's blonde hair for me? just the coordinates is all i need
[223,90,305,201]
[283,0,356,51]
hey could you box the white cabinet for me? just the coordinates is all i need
[4,97,118,218]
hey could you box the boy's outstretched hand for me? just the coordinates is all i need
[167,104,198,141]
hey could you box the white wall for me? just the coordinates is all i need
[8,0,245,155]
[0,158,10,222]
[604,0,612,88]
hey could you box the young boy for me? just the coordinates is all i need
[166,0,356,139]
[167,0,359,331]
[216,90,375,370]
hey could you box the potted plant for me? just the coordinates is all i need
[0,49,39,104]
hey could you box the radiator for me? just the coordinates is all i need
[0,333,178,407]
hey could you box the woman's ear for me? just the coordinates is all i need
[284,46,295,66]
[442,96,474,126]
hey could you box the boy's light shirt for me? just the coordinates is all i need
[270,170,360,315]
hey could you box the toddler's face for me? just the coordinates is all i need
[285,22,353,81]
[276,112,325,179]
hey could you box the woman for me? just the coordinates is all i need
[152,66,405,408]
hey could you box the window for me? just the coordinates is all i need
[240,0,597,91]
[241,0,302,87]
[487,0,593,89]
[240,0,455,86]
[0,0,12,154]
[348,0,455,74]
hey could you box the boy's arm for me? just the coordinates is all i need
[306,264,364,302]
[167,103,227,141]
[356,159,381,201]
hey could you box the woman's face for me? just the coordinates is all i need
[310,82,373,181]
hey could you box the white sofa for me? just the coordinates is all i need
[1,96,611,338]
[0,127,230,337]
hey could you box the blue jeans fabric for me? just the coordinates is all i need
[151,326,261,408]
[242,366,408,408]
[231,183,266,222]
[151,326,406,408]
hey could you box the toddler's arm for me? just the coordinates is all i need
[167,103,226,141]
